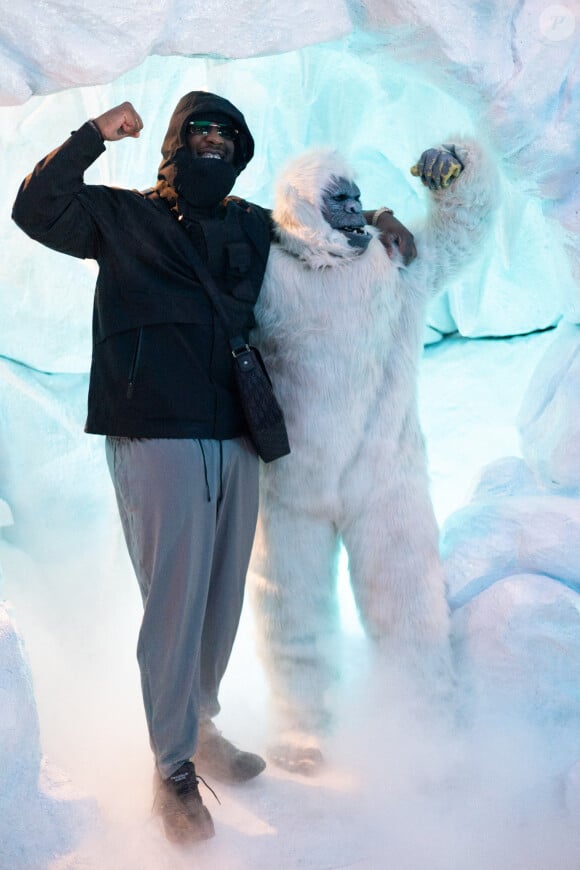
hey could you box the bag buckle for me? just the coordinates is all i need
[230,339,257,372]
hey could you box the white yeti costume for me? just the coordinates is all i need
[250,143,496,761]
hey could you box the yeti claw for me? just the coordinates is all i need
[268,743,325,776]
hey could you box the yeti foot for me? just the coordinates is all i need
[268,733,325,776]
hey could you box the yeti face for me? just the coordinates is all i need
[321,176,371,251]
[272,149,378,268]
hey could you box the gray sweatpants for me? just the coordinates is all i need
[105,436,259,779]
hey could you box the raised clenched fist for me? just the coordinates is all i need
[410,145,464,190]
[92,101,144,142]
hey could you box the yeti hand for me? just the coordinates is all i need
[410,145,464,190]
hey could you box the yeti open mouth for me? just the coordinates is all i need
[337,224,371,250]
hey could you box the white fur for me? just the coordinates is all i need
[250,143,498,737]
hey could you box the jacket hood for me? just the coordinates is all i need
[272,148,378,269]
[159,91,254,174]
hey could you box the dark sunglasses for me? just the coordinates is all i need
[186,120,239,142]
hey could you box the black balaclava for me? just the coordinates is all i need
[156,91,254,212]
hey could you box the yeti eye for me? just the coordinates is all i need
[333,192,360,202]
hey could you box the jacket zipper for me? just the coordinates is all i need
[210,309,218,434]
[127,327,143,399]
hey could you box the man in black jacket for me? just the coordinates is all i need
[12,92,415,843]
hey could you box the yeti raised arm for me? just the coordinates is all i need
[407,141,497,293]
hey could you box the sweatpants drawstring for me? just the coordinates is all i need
[197,439,211,502]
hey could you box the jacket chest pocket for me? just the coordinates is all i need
[226,242,251,277]
[226,242,258,302]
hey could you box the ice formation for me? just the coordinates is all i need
[0,1,578,866]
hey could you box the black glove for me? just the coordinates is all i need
[410,144,464,190]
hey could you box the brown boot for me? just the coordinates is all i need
[153,761,215,843]
[195,721,266,784]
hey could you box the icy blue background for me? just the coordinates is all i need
[0,3,579,868]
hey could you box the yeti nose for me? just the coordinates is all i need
[346,199,362,213]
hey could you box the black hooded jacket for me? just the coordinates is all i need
[12,92,272,439]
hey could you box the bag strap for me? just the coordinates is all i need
[175,215,248,356]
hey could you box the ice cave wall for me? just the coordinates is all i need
[0,3,577,864]
[0,0,577,374]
